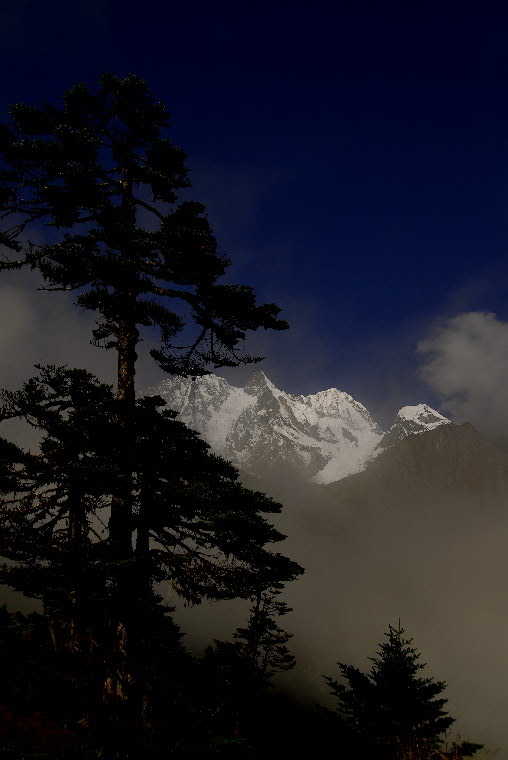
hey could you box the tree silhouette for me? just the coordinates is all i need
[0,73,289,576]
[0,364,302,755]
[0,76,299,753]
[324,623,481,760]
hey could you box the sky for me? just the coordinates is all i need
[2,3,508,430]
[5,5,508,753]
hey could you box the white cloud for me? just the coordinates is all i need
[418,311,508,434]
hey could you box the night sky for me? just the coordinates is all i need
[3,2,508,427]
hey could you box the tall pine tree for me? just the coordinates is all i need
[0,75,302,756]
[0,72,288,564]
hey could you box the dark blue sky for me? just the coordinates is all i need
[2,2,508,421]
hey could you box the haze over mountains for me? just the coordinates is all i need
[150,370,508,754]
[147,371,450,484]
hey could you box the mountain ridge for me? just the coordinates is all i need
[146,371,450,484]
[326,421,508,502]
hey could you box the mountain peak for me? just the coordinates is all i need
[397,404,449,429]
[146,372,449,485]
[243,370,275,396]
[377,403,450,450]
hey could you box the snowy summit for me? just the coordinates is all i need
[146,372,450,485]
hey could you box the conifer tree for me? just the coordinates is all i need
[0,367,115,653]
[197,582,295,753]
[0,365,302,755]
[0,72,287,382]
[0,365,300,607]
[0,75,302,756]
[324,623,481,760]
[0,72,289,566]
[232,584,296,678]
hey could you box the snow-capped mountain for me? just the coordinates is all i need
[377,404,450,449]
[146,371,450,484]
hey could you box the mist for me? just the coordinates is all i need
[0,269,171,391]
[175,463,508,757]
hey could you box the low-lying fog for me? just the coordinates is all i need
[175,467,508,757]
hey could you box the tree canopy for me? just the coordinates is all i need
[0,73,288,388]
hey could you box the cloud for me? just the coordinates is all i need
[0,270,165,395]
[0,273,99,390]
[418,311,508,435]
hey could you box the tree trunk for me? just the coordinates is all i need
[109,310,138,561]
[67,484,88,655]
[109,172,139,560]
[102,175,143,754]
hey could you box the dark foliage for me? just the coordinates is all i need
[0,73,288,379]
[324,623,482,760]
[0,366,301,757]
[192,584,296,751]
[0,74,302,758]
[0,365,301,608]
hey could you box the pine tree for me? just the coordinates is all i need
[232,585,296,679]
[0,75,298,753]
[196,583,295,754]
[0,72,287,382]
[0,365,300,605]
[324,623,479,760]
[0,365,302,755]
[0,366,115,653]
[0,72,288,568]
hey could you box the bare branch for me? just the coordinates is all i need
[133,196,165,222]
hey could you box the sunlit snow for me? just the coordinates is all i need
[146,373,450,485]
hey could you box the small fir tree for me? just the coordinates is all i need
[324,623,481,760]
[232,584,296,679]
[197,583,295,753]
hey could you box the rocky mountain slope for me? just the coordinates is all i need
[326,421,508,504]
[146,371,450,484]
